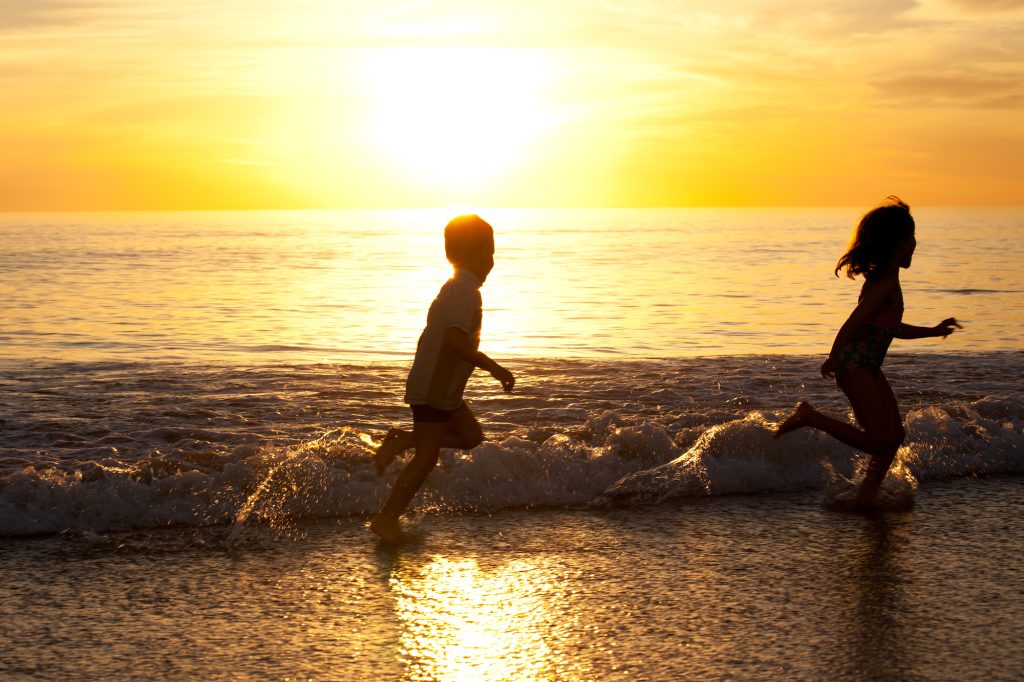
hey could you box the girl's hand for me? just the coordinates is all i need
[821,356,838,379]
[491,365,515,393]
[935,318,963,338]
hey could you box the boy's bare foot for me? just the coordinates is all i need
[774,401,815,439]
[373,428,405,476]
[369,516,412,543]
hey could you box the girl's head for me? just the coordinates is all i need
[835,196,916,279]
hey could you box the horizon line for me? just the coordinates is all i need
[3,203,1024,214]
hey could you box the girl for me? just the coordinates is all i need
[775,197,961,506]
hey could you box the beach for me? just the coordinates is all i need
[6,0,1024,674]
[3,478,1022,680]
[1,208,1022,679]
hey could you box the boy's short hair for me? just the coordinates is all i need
[444,214,493,264]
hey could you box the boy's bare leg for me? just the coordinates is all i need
[374,405,484,475]
[370,406,486,540]
[371,420,448,541]
[445,404,485,450]
[374,428,414,476]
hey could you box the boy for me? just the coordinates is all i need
[370,214,515,542]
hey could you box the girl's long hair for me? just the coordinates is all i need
[835,196,915,279]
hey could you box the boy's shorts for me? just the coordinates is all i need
[410,403,464,423]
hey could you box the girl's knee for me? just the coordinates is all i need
[888,423,906,450]
[869,425,905,454]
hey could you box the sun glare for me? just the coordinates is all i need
[391,556,569,680]
[362,48,557,189]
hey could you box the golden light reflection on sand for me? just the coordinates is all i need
[390,556,569,681]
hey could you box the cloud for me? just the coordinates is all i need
[948,0,1024,9]
[0,0,98,32]
[872,72,1024,107]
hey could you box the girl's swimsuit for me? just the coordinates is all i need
[837,279,903,383]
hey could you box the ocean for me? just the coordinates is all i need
[1,207,1022,679]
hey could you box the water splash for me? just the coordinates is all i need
[1,395,1020,536]
[226,428,378,547]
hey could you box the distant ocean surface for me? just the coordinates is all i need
[3,207,1023,362]
[2,208,1022,679]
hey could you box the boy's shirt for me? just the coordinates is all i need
[405,269,483,410]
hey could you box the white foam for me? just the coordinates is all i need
[597,412,845,505]
[901,402,1024,479]
[598,400,1021,506]
[1,397,1021,536]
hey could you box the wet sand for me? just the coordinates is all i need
[2,476,1021,680]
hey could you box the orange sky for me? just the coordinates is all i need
[1,0,1022,210]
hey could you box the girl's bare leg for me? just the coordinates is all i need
[775,402,871,451]
[776,368,904,505]
[845,370,903,504]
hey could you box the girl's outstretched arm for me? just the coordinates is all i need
[895,317,962,340]
[822,275,898,378]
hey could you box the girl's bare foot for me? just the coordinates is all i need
[373,428,406,476]
[369,516,412,543]
[774,401,816,438]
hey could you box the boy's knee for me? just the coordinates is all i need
[412,448,440,468]
[464,433,484,450]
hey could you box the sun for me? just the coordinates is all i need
[362,48,557,189]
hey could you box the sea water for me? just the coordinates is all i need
[1,208,1022,679]
[3,207,1022,363]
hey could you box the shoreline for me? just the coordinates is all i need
[2,476,1021,680]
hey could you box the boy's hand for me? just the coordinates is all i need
[934,318,962,338]
[491,365,515,393]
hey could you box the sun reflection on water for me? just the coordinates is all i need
[390,556,566,681]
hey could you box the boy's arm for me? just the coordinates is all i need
[894,318,962,340]
[443,327,515,392]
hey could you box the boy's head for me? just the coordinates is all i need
[444,214,494,281]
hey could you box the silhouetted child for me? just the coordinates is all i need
[775,197,961,506]
[370,214,515,541]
